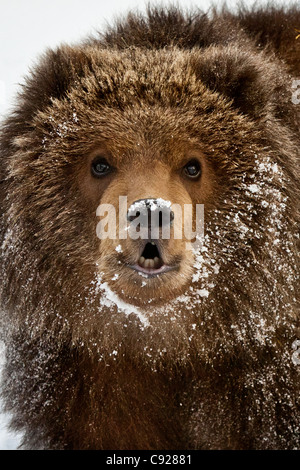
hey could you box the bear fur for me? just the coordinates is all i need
[0,4,299,449]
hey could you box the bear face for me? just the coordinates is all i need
[1,44,298,366]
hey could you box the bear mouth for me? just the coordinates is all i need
[129,241,176,277]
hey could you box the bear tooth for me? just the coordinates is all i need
[138,256,160,269]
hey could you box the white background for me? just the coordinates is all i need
[0,0,295,450]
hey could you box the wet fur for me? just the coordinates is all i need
[0,4,299,449]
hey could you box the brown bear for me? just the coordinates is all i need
[0,4,299,450]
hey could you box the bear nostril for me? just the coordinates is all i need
[169,210,174,225]
[127,210,140,222]
[156,208,174,228]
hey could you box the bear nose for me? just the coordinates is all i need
[127,198,174,228]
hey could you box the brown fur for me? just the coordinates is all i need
[0,4,299,449]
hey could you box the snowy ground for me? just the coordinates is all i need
[0,0,295,450]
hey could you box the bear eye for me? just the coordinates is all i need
[183,159,201,179]
[91,157,112,177]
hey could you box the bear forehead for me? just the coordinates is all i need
[58,46,209,108]
[29,44,256,170]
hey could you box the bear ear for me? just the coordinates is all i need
[0,46,94,147]
[14,46,91,123]
[192,46,277,119]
